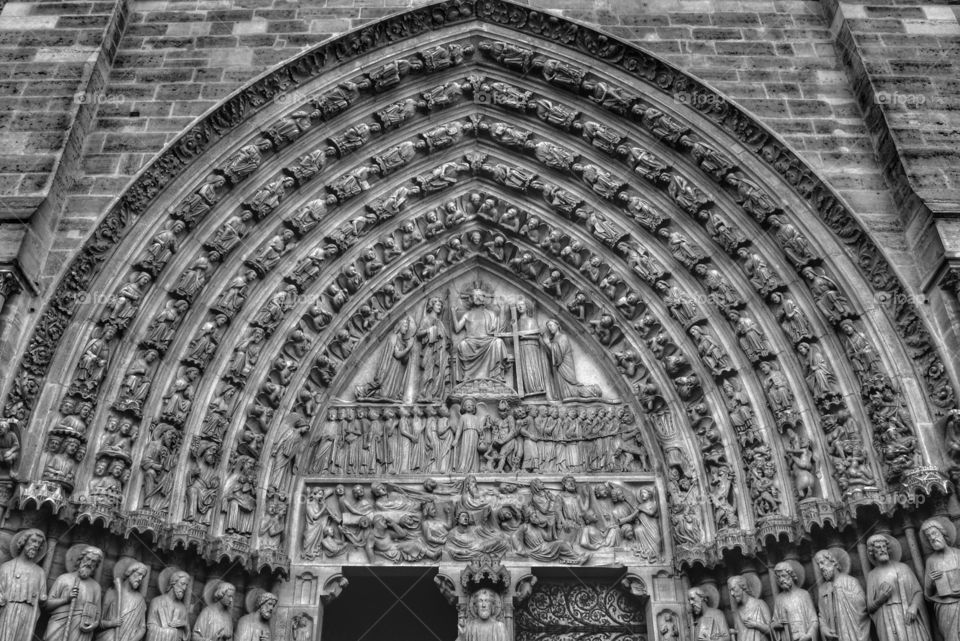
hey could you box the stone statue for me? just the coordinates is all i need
[453,399,483,473]
[773,561,819,641]
[417,297,450,401]
[688,587,729,641]
[356,316,415,401]
[458,589,508,641]
[0,529,47,641]
[920,519,960,641]
[193,582,235,641]
[235,592,277,641]
[541,319,601,400]
[728,575,772,641]
[96,560,148,641]
[44,545,104,641]
[865,535,931,641]
[450,285,509,383]
[814,549,869,641]
[146,568,190,641]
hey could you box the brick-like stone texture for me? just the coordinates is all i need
[1,0,956,297]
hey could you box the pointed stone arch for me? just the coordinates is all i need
[0,0,952,586]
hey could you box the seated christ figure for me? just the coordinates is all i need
[451,286,509,383]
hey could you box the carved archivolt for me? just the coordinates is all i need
[0,0,952,575]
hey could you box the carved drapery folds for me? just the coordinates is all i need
[0,3,952,582]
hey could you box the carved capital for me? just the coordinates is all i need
[0,270,20,301]
[320,572,349,604]
[937,263,960,304]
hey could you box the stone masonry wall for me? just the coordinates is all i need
[0,0,958,376]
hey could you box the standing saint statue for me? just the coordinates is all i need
[356,315,416,401]
[457,589,509,641]
[147,568,190,641]
[540,319,601,400]
[96,560,149,641]
[192,582,235,641]
[453,398,483,473]
[921,519,960,641]
[514,298,547,395]
[772,561,819,641]
[688,587,730,641]
[44,545,104,641]
[865,535,931,641]
[235,591,277,641]
[728,575,772,641]
[814,549,869,641]
[417,297,449,401]
[0,528,47,641]
[450,285,509,383]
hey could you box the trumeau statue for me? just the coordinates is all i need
[458,589,508,641]
[773,561,818,641]
[96,560,149,641]
[44,545,104,641]
[147,568,190,641]
[0,529,47,641]
[920,519,960,641]
[865,534,931,641]
[814,549,869,641]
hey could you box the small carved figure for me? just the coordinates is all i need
[286,198,330,236]
[221,140,271,184]
[171,256,210,301]
[136,222,185,276]
[803,268,855,323]
[170,175,226,227]
[245,176,294,220]
[205,212,253,260]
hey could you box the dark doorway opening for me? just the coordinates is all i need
[322,567,456,641]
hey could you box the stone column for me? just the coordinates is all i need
[625,566,691,641]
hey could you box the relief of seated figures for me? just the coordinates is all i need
[299,476,663,565]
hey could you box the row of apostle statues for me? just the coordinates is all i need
[690,520,960,641]
[0,530,278,641]
[305,401,646,475]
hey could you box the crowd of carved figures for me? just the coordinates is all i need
[305,402,646,475]
[3,34,934,572]
[0,529,291,641]
[300,476,662,565]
